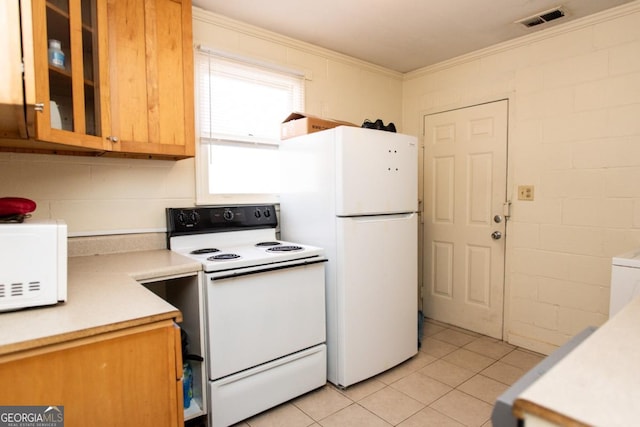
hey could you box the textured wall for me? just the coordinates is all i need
[404,2,640,354]
[191,7,403,127]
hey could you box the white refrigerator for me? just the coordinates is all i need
[280,126,418,388]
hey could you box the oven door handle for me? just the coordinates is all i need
[211,258,328,281]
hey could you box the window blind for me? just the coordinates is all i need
[195,47,305,145]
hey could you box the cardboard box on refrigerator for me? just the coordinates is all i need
[281,112,357,140]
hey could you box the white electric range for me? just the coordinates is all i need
[166,205,327,427]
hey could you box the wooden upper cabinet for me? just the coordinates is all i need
[26,0,110,151]
[4,0,194,159]
[106,0,195,158]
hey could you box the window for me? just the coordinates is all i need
[194,47,305,204]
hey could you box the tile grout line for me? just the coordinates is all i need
[235,321,545,427]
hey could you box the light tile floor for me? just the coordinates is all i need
[232,319,545,427]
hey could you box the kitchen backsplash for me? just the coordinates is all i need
[68,232,166,257]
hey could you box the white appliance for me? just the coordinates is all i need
[0,219,67,312]
[610,248,640,318]
[280,126,418,388]
[166,205,327,427]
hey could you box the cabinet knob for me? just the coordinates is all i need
[107,136,119,143]
[34,103,44,112]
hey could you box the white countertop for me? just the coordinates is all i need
[514,295,640,426]
[0,250,202,356]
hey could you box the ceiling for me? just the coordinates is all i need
[193,0,635,73]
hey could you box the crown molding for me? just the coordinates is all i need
[192,1,640,82]
[404,0,640,80]
[192,7,403,80]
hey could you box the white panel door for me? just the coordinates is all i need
[423,100,508,339]
[336,213,417,387]
[335,127,418,216]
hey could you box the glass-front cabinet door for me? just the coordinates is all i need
[30,0,109,150]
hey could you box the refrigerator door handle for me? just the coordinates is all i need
[339,213,416,222]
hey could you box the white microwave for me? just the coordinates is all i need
[0,219,67,312]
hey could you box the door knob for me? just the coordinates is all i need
[491,231,502,240]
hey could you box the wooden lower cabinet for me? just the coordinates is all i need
[0,320,184,427]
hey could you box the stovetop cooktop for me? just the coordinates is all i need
[166,205,325,272]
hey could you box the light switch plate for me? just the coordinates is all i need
[518,185,534,201]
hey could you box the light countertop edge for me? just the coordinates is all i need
[0,250,202,356]
[513,295,640,426]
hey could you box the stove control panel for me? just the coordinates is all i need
[176,210,200,227]
[166,205,278,237]
[223,209,235,221]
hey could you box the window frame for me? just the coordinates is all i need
[194,47,305,205]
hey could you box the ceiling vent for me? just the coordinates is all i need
[516,6,566,28]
